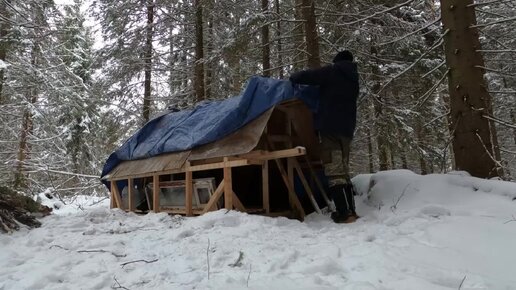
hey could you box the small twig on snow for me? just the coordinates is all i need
[112,276,129,290]
[458,275,466,290]
[247,264,252,288]
[77,249,126,258]
[120,259,158,268]
[229,251,244,267]
[391,184,410,214]
[207,238,211,280]
[504,215,516,224]
[49,245,69,250]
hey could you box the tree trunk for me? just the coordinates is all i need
[300,0,320,69]
[194,0,205,103]
[275,0,283,78]
[142,0,154,123]
[366,123,374,173]
[14,40,39,189]
[205,14,213,99]
[293,0,304,70]
[261,0,271,77]
[440,0,502,178]
[0,0,11,104]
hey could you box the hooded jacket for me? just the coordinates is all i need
[290,61,359,138]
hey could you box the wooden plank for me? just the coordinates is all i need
[238,147,306,161]
[223,157,233,210]
[202,180,225,214]
[110,181,123,209]
[292,158,322,214]
[303,155,332,209]
[273,158,305,220]
[231,190,246,212]
[185,167,193,216]
[128,178,135,212]
[262,160,270,214]
[152,175,160,212]
[160,208,205,215]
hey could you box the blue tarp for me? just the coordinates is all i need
[101,76,319,181]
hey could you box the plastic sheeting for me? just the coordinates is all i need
[101,76,319,180]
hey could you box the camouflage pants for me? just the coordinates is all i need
[320,134,352,187]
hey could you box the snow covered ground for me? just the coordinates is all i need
[1,170,516,290]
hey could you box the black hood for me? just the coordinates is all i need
[334,61,359,82]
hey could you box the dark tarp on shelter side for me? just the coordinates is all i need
[101,76,319,182]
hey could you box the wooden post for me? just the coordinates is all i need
[202,180,224,214]
[110,180,123,209]
[262,160,270,214]
[303,155,332,209]
[273,158,305,220]
[287,158,295,209]
[185,164,193,216]
[110,190,115,209]
[152,175,160,212]
[223,157,233,210]
[128,178,135,212]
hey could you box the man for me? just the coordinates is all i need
[290,50,359,223]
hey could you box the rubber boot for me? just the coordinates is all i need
[329,185,355,223]
[344,183,359,219]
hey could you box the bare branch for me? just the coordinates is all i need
[467,0,513,7]
[458,275,467,289]
[341,0,417,26]
[482,114,516,129]
[414,69,450,109]
[120,259,158,268]
[471,16,516,28]
[504,215,516,224]
[422,60,446,78]
[474,132,504,171]
[477,49,516,53]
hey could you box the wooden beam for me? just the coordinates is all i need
[202,180,225,214]
[232,190,246,212]
[223,157,233,210]
[185,167,193,216]
[110,191,115,209]
[238,147,306,161]
[292,158,322,214]
[152,175,160,212]
[110,181,123,209]
[128,178,135,212]
[303,155,332,209]
[273,158,305,220]
[187,158,261,172]
[160,208,205,215]
[262,160,270,214]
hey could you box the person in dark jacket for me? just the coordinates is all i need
[290,50,359,223]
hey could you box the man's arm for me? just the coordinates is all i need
[289,65,333,86]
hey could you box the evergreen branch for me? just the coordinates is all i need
[379,18,441,46]
[340,0,417,26]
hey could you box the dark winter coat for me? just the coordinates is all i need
[290,61,359,138]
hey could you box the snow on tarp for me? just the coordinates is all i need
[101,76,319,180]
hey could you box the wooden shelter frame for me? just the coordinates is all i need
[105,100,332,220]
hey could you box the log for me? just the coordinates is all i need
[0,186,52,233]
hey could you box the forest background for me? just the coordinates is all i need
[0,0,514,199]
